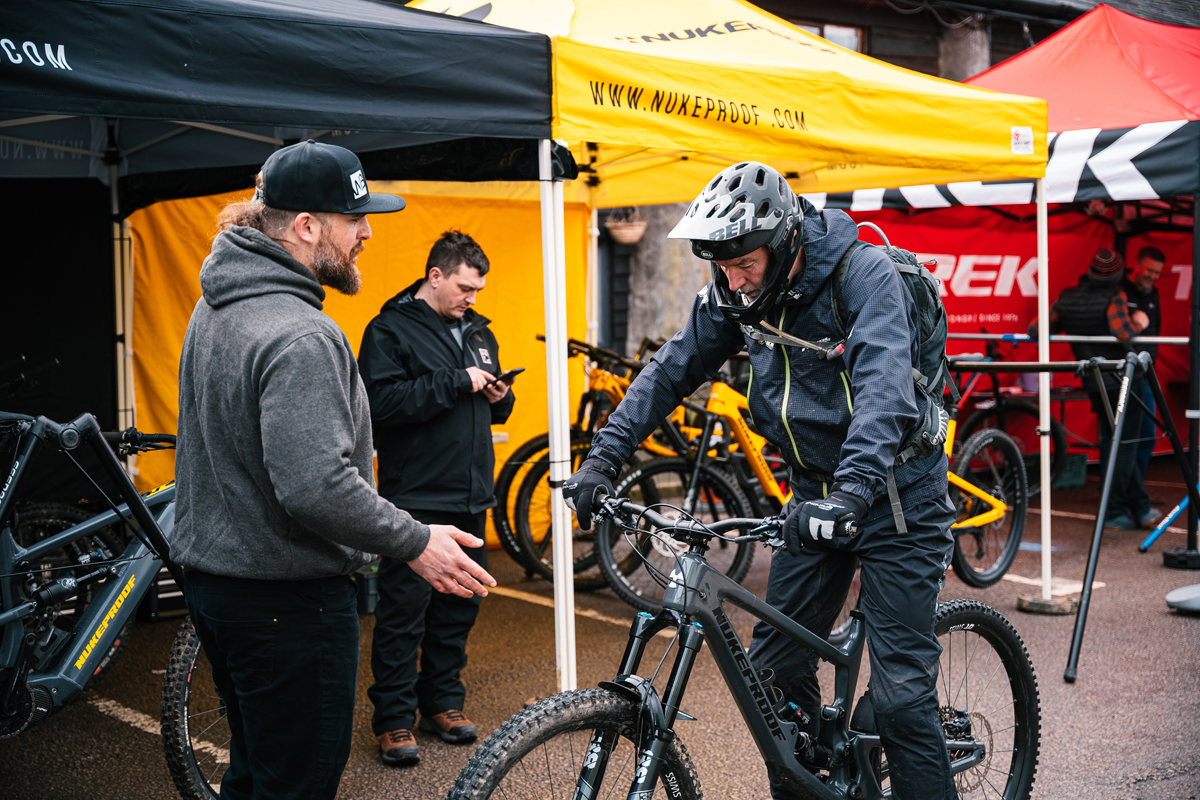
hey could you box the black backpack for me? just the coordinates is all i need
[829,222,953,404]
[828,222,952,531]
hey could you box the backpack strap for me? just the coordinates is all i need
[832,240,925,387]
[830,240,868,339]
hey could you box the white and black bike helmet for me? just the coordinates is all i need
[668,161,803,324]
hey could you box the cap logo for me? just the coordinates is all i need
[700,250,714,259]
[349,169,367,200]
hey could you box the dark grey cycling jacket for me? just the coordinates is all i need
[591,200,947,514]
[174,226,430,580]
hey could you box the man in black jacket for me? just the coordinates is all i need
[1122,246,1164,475]
[358,230,515,766]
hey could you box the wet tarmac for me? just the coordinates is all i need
[2,457,1198,800]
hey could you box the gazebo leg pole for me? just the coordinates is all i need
[540,139,578,692]
[1019,176,1075,615]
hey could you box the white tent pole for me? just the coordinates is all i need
[539,139,578,691]
[1036,177,1052,601]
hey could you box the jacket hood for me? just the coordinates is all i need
[381,278,491,328]
[200,226,325,311]
[790,199,860,300]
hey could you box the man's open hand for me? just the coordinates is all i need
[409,525,497,598]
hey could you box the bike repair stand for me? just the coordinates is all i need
[1064,355,1200,682]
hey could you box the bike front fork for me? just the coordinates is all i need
[576,613,705,800]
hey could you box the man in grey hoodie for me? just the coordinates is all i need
[174,140,495,800]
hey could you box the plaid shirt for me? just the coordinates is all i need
[1030,290,1144,340]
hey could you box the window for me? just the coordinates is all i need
[795,21,864,52]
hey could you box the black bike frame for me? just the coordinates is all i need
[0,412,178,713]
[588,512,984,800]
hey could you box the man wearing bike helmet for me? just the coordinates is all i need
[564,162,957,800]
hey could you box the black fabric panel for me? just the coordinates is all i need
[824,192,854,210]
[116,138,579,216]
[1135,120,1200,199]
[0,178,118,503]
[3,0,551,138]
[881,188,907,209]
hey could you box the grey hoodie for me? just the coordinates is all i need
[173,225,430,580]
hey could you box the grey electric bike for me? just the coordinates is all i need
[0,411,179,739]
[449,494,1040,800]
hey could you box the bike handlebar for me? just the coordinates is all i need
[102,428,177,453]
[594,493,781,543]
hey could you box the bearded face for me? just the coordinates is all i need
[311,228,364,296]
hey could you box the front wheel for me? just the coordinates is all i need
[935,600,1041,800]
[951,429,1028,588]
[448,689,702,800]
[596,457,754,614]
[161,617,230,800]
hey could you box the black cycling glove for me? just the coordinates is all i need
[784,490,868,556]
[562,450,621,531]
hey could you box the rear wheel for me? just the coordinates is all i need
[596,457,754,613]
[512,440,610,591]
[935,600,1040,800]
[951,429,1028,588]
[162,617,229,800]
[960,400,1065,498]
[495,433,591,574]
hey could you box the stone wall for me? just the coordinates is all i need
[624,202,711,355]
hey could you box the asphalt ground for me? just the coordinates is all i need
[2,456,1198,800]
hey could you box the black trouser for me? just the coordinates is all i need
[183,570,360,800]
[748,492,958,800]
[369,509,487,735]
[1090,373,1151,522]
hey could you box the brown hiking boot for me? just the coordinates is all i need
[418,709,477,743]
[377,728,419,766]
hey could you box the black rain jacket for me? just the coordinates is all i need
[358,279,515,514]
[591,200,947,518]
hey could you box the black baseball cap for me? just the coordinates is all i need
[260,140,404,215]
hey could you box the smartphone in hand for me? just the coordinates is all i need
[487,367,525,387]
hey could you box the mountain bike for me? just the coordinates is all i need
[494,337,675,574]
[952,341,1067,498]
[449,494,1041,800]
[0,411,179,739]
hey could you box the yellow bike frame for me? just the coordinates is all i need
[703,382,792,507]
[945,418,1008,529]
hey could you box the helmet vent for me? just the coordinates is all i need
[705,204,719,218]
[708,176,722,191]
[778,176,787,196]
[734,162,749,170]
[730,207,745,222]
[755,168,766,186]
[728,175,742,191]
[756,201,770,218]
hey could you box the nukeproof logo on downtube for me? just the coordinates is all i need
[74,574,136,671]
[715,606,786,741]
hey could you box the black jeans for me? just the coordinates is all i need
[748,492,958,800]
[368,509,487,735]
[183,570,360,800]
[1091,374,1152,522]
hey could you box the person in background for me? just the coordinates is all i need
[1030,247,1160,529]
[1122,246,1165,479]
[358,230,515,767]
[174,141,495,800]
